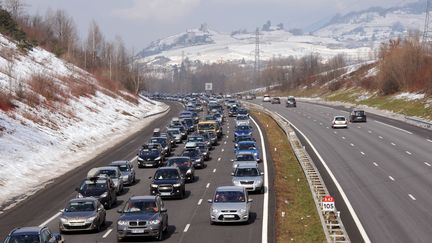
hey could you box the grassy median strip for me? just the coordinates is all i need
[252,111,326,243]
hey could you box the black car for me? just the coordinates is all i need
[137,144,164,168]
[237,108,249,116]
[150,167,186,199]
[76,176,117,209]
[4,227,63,243]
[228,106,239,117]
[181,148,205,168]
[165,157,195,182]
[149,137,171,155]
[286,96,296,107]
[200,131,217,146]
[349,109,367,122]
[271,97,281,104]
[117,195,168,241]
[181,117,195,132]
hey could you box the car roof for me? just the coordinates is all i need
[68,197,98,203]
[109,160,130,165]
[157,166,179,171]
[236,163,259,169]
[167,156,190,160]
[334,116,346,119]
[238,141,255,144]
[216,186,245,192]
[97,166,119,171]
[11,226,43,234]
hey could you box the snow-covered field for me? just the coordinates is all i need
[0,34,168,210]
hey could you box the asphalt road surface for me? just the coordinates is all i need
[251,99,432,243]
[0,101,274,243]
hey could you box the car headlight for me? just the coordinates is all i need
[100,192,108,198]
[77,193,84,198]
[137,157,144,161]
[60,217,68,223]
[255,179,263,186]
[155,157,161,161]
[212,208,218,214]
[151,184,158,188]
[239,208,247,214]
[254,152,258,156]
[149,219,161,225]
[117,220,128,226]
[122,175,129,181]
[233,180,241,185]
[85,216,96,223]
[186,169,192,174]
[196,158,202,162]
[173,183,181,187]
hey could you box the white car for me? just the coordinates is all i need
[263,94,271,102]
[235,115,250,126]
[332,116,348,128]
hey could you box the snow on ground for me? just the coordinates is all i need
[393,92,425,101]
[0,34,168,210]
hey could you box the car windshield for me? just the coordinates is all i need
[154,170,179,180]
[81,180,107,191]
[99,169,117,178]
[124,200,158,213]
[236,116,248,121]
[236,126,250,131]
[214,191,246,203]
[188,136,204,142]
[182,150,198,157]
[288,98,295,102]
[169,130,180,135]
[167,158,192,168]
[117,164,130,172]
[354,111,365,116]
[335,117,346,121]
[235,168,259,177]
[238,143,255,150]
[6,235,40,243]
[236,154,255,161]
[198,123,215,130]
[65,201,95,212]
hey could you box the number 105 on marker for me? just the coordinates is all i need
[322,195,335,212]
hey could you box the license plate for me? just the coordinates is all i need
[145,163,154,167]
[160,192,171,196]
[131,229,145,234]
[70,222,85,226]
[224,215,235,219]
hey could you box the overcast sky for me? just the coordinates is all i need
[24,0,416,51]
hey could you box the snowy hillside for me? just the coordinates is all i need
[0,34,167,210]
[313,1,426,48]
[137,1,426,66]
[137,27,372,66]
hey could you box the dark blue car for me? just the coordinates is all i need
[234,125,253,138]
[235,141,260,161]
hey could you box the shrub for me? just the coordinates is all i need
[0,91,15,111]
[58,75,97,98]
[28,75,68,103]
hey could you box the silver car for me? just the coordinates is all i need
[59,197,106,232]
[109,160,136,186]
[332,116,348,128]
[208,186,252,224]
[88,167,124,195]
[232,164,264,193]
[232,152,258,173]
[235,115,250,127]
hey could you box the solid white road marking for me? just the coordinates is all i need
[424,162,431,167]
[38,212,61,227]
[198,199,203,205]
[131,156,138,162]
[250,116,269,243]
[206,183,210,188]
[375,120,413,134]
[103,228,113,238]
[391,142,396,146]
[373,162,379,167]
[184,224,190,232]
[389,176,395,181]
[406,151,412,155]
[213,168,216,173]
[409,194,416,201]
[274,112,371,243]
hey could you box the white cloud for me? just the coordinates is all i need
[113,0,201,21]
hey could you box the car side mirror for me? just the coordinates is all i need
[207,199,213,203]
[161,208,167,213]
[231,172,234,176]
[248,198,253,203]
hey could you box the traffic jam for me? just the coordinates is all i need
[3,94,265,242]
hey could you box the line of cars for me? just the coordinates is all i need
[207,99,264,225]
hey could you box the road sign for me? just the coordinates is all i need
[205,83,213,91]
[322,195,335,212]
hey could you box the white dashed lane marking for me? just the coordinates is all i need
[206,183,210,188]
[360,152,365,155]
[184,224,191,232]
[342,137,346,140]
[368,130,372,134]
[102,228,113,238]
[379,136,383,139]
[389,176,395,181]
[391,142,396,146]
[213,169,216,173]
[427,139,432,143]
[350,143,355,147]
[217,158,221,161]
[373,162,379,167]
[425,162,431,167]
[197,199,203,205]
[409,194,416,201]
[405,151,412,155]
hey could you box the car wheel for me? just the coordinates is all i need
[210,219,215,225]
[260,186,265,194]
[95,221,101,232]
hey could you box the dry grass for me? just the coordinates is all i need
[58,75,97,98]
[0,91,16,111]
[252,111,326,243]
[28,74,69,104]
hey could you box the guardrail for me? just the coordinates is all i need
[405,116,432,129]
[243,102,350,243]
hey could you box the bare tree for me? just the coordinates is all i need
[3,0,25,19]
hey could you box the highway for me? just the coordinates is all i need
[251,99,432,243]
[0,101,274,243]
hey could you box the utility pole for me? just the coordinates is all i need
[254,28,260,85]
[422,0,432,49]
